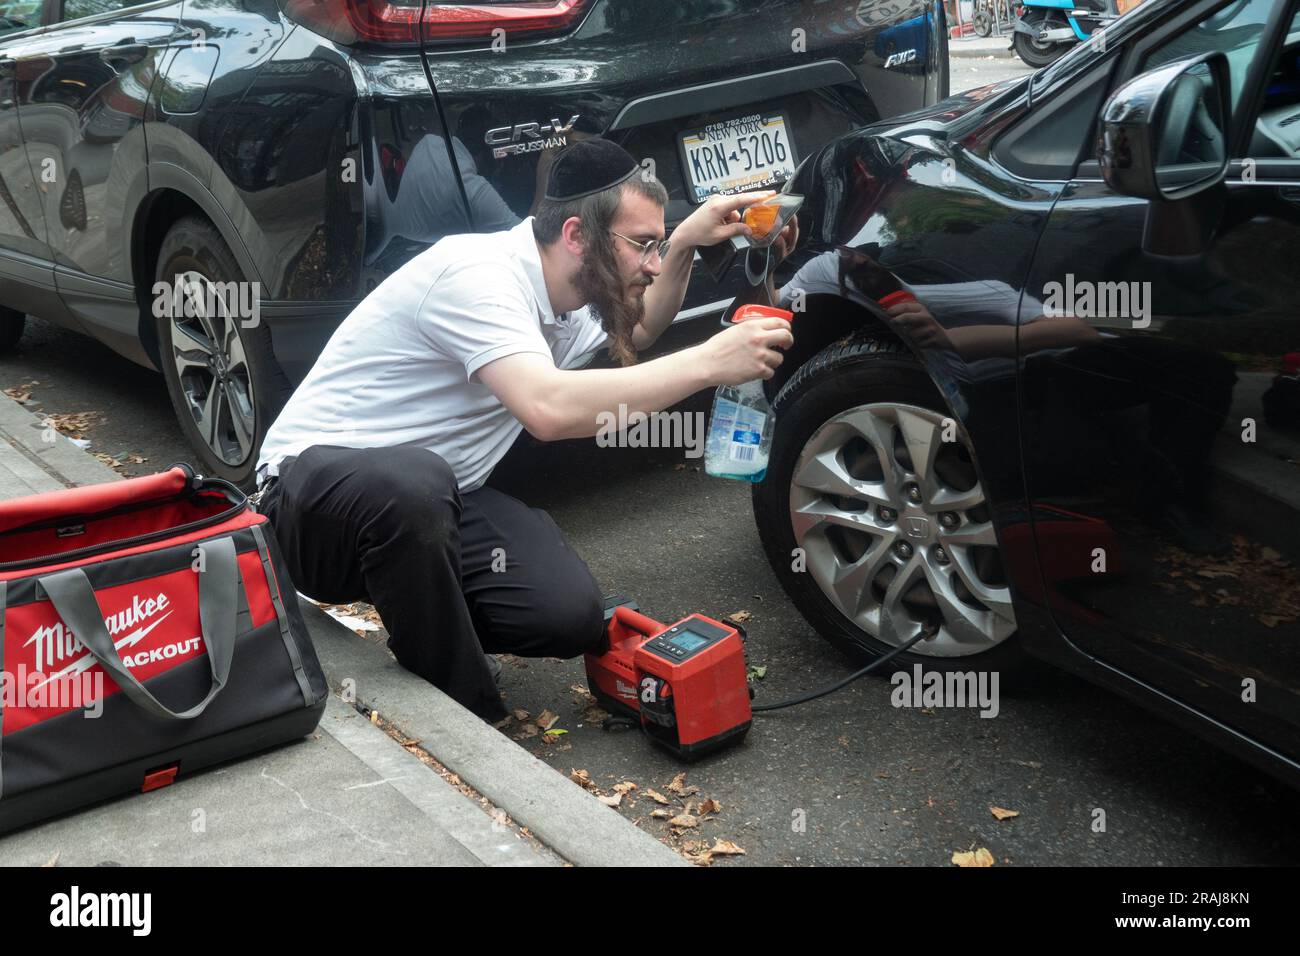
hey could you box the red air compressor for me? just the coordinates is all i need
[584,601,752,761]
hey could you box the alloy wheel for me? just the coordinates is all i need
[788,403,1016,656]
[164,271,257,467]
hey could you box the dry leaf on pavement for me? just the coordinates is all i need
[667,772,699,797]
[951,847,995,867]
[667,814,698,829]
[597,793,623,808]
[569,768,597,791]
[990,806,1019,821]
[644,789,671,805]
[709,839,745,857]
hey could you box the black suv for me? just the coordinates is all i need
[741,0,1300,787]
[0,0,947,485]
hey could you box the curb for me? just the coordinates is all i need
[0,394,122,492]
[301,601,690,868]
[949,41,1017,59]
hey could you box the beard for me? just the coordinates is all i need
[573,236,649,367]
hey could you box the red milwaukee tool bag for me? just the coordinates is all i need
[0,463,327,834]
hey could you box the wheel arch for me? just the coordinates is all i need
[131,168,267,369]
[763,290,970,431]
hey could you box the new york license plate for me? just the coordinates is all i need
[678,113,798,203]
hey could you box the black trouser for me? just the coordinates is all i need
[258,444,604,721]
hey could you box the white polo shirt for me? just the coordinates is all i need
[256,218,608,491]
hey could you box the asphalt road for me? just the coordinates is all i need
[3,313,1298,867]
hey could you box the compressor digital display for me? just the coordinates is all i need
[669,632,709,652]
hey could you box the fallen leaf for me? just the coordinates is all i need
[668,814,698,829]
[697,797,721,816]
[597,793,623,808]
[612,781,637,795]
[536,709,559,731]
[667,773,699,797]
[512,708,530,722]
[650,809,672,819]
[728,610,752,623]
[569,769,597,791]
[369,710,380,724]
[990,806,1020,821]
[952,847,995,867]
[644,789,671,805]
[709,839,745,857]
[543,728,568,737]
[515,723,539,739]
[746,665,767,681]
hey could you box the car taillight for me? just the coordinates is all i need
[283,0,592,46]
[422,0,592,45]
[282,0,424,46]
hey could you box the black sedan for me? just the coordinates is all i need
[740,0,1300,788]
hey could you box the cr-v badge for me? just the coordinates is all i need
[486,114,579,159]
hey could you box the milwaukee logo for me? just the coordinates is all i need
[23,590,172,673]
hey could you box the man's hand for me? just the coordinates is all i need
[698,317,794,385]
[669,190,776,250]
[884,297,951,350]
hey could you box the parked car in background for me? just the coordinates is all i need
[739,0,1300,787]
[0,0,948,486]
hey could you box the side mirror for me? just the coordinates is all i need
[1098,52,1230,202]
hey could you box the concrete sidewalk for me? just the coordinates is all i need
[950,34,1018,58]
[0,394,685,867]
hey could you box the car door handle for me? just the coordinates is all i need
[100,43,149,65]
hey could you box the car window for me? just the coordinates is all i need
[1141,0,1277,113]
[0,0,47,37]
[1247,6,1300,157]
[61,0,139,21]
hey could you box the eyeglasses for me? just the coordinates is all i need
[610,230,670,266]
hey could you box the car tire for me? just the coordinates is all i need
[153,216,286,490]
[0,307,25,353]
[1013,20,1069,68]
[752,333,1027,676]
